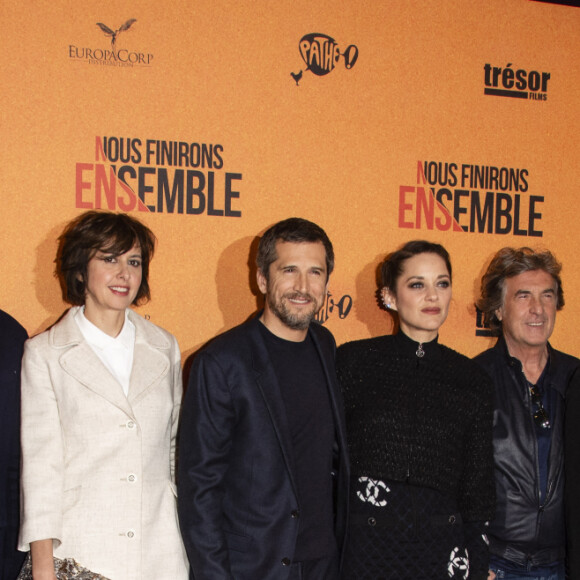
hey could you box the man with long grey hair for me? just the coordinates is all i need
[475,247,579,580]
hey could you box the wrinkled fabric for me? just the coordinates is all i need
[18,554,111,579]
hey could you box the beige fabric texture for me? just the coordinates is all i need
[19,307,188,580]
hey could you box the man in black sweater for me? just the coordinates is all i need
[178,218,349,580]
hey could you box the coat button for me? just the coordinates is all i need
[291,510,300,519]
[449,515,456,524]
[127,530,135,538]
[127,421,136,429]
[281,558,291,566]
[367,517,377,526]
[128,474,136,483]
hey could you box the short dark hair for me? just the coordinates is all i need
[56,211,156,306]
[476,247,564,331]
[256,217,334,281]
[380,240,452,295]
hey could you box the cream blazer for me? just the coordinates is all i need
[19,307,189,580]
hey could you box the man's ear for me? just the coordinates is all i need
[381,287,397,311]
[256,269,268,295]
[495,308,503,322]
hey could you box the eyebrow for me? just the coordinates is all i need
[514,288,555,296]
[279,264,325,271]
[96,250,142,258]
[404,274,450,282]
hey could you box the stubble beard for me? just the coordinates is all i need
[267,292,319,331]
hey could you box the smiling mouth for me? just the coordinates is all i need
[110,286,130,294]
[286,293,313,305]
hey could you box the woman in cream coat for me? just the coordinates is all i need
[19,211,188,580]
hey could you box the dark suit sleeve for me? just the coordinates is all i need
[0,311,28,578]
[566,368,580,579]
[177,349,236,580]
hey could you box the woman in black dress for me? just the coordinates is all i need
[338,240,496,580]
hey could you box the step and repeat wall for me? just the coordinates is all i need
[2,0,579,361]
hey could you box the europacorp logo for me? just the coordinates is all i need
[69,19,154,67]
[483,63,550,101]
[291,33,358,85]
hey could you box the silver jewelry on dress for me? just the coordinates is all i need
[416,343,425,357]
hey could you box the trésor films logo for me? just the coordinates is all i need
[483,63,550,101]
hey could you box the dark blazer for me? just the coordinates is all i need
[0,310,27,580]
[565,367,580,580]
[178,314,349,580]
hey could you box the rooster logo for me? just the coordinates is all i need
[96,19,137,49]
[290,71,303,86]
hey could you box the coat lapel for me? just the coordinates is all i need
[310,326,343,432]
[53,308,171,416]
[54,308,135,418]
[249,318,299,498]
[127,310,171,405]
[128,342,169,405]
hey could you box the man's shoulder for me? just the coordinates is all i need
[549,344,580,367]
[472,339,580,387]
[202,315,260,357]
[472,343,508,393]
[188,318,262,385]
[0,309,28,346]
[548,345,580,391]
[200,315,336,359]
[473,346,497,363]
[473,338,503,366]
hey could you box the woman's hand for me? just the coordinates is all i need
[30,539,57,580]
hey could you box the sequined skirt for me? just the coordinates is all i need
[17,554,111,580]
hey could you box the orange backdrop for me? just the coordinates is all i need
[2,0,579,362]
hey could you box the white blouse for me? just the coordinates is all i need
[74,307,135,396]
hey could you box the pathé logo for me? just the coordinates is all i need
[315,291,352,325]
[291,33,358,85]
